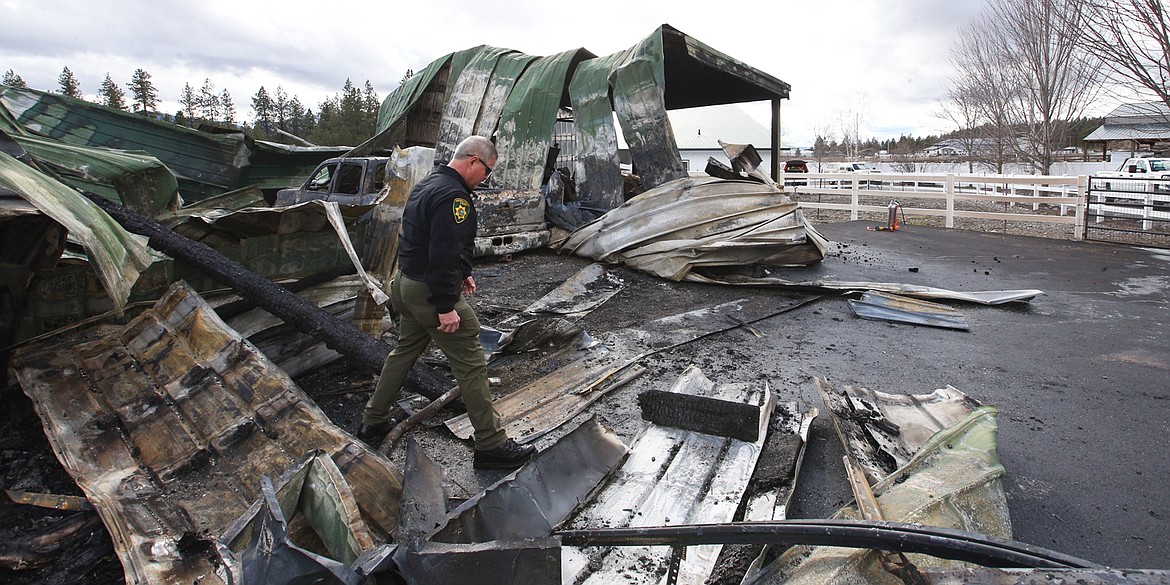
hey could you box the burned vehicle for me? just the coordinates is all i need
[274,156,391,207]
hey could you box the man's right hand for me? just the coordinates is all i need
[437,310,461,333]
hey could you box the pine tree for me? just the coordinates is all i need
[362,80,379,133]
[98,73,127,109]
[221,89,236,126]
[309,78,378,146]
[251,86,274,136]
[197,78,221,121]
[179,83,198,122]
[3,69,26,87]
[273,85,290,130]
[287,96,315,138]
[127,69,159,114]
[57,66,82,98]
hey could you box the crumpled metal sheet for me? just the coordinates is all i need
[920,567,1170,584]
[217,450,390,585]
[505,262,625,324]
[815,378,984,484]
[562,366,775,585]
[848,290,971,330]
[0,123,180,216]
[12,281,403,585]
[447,296,792,443]
[0,85,250,202]
[560,177,826,281]
[0,146,152,309]
[394,417,628,585]
[689,271,1043,305]
[753,406,1011,584]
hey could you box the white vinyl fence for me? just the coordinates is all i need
[782,172,1087,239]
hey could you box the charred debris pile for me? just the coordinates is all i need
[4,23,1148,585]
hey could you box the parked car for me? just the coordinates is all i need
[783,159,809,185]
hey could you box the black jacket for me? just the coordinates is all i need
[397,165,477,313]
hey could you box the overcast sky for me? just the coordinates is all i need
[3,0,1020,147]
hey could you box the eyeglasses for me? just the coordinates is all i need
[476,156,493,177]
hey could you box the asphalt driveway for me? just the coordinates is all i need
[776,221,1170,570]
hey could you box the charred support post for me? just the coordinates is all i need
[81,191,453,400]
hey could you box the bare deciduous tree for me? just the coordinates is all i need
[1077,0,1170,119]
[947,0,1100,173]
[835,91,869,160]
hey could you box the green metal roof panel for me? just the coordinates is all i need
[612,29,687,188]
[12,132,180,215]
[0,86,250,201]
[434,47,518,162]
[475,52,537,139]
[0,149,151,308]
[495,48,594,190]
[569,50,634,209]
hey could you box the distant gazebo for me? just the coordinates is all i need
[1084,101,1170,160]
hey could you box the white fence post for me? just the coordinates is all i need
[1075,175,1087,240]
[945,174,956,228]
[850,174,860,220]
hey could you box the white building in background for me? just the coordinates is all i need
[667,104,781,174]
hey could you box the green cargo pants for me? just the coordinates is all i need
[363,273,506,451]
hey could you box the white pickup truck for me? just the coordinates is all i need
[1096,157,1170,192]
[1093,158,1170,219]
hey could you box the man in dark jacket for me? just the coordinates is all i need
[358,135,535,470]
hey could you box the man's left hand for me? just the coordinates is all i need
[462,276,477,295]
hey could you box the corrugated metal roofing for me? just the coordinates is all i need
[1102,101,1170,124]
[668,104,772,150]
[1084,122,1170,142]
[0,148,152,308]
[363,23,789,202]
[0,86,250,201]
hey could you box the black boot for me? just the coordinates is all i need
[473,438,536,470]
[356,419,397,444]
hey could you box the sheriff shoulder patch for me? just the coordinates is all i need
[452,198,470,223]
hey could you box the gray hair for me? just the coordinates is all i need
[453,135,497,162]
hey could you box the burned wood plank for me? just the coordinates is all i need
[638,389,763,442]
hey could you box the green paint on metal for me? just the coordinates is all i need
[569,50,634,210]
[495,48,593,191]
[0,86,250,202]
[0,149,152,309]
[435,47,517,162]
[9,132,180,216]
[611,30,685,189]
[475,52,537,139]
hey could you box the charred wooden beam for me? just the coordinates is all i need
[81,191,455,404]
[214,264,356,320]
[638,389,763,442]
